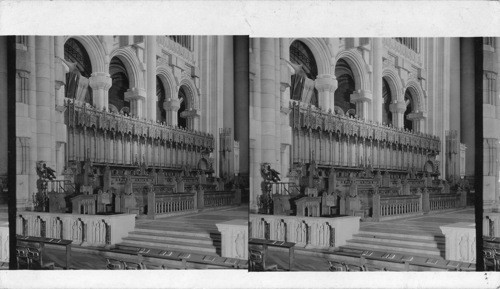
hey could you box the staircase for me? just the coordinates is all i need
[340,222,446,259]
[116,223,221,256]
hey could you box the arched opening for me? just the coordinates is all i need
[382,78,393,125]
[404,88,414,131]
[289,40,319,106]
[108,57,130,114]
[64,38,93,103]
[156,76,166,123]
[178,86,188,128]
[334,59,356,116]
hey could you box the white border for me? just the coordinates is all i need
[2,0,500,288]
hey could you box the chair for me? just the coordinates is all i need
[327,260,347,271]
[123,260,145,270]
[249,248,278,271]
[362,263,388,271]
[106,258,126,270]
[16,246,30,269]
[27,247,55,270]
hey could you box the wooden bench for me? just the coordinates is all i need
[249,238,295,271]
[17,235,72,269]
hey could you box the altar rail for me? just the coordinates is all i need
[16,211,136,247]
[66,101,214,168]
[148,192,197,219]
[429,193,461,211]
[373,194,422,221]
[290,102,440,172]
[250,214,360,249]
[204,191,236,208]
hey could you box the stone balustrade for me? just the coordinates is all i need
[290,102,440,172]
[373,194,422,221]
[216,219,248,260]
[16,211,136,247]
[147,191,197,219]
[66,100,214,168]
[0,222,8,263]
[250,214,360,249]
[440,222,476,263]
[429,193,462,211]
[204,191,236,208]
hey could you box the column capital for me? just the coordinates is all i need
[180,108,200,119]
[350,90,372,103]
[407,110,427,120]
[89,72,112,91]
[314,75,338,92]
[389,100,407,113]
[164,98,181,111]
[124,87,146,101]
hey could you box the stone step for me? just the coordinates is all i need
[359,227,445,241]
[128,231,220,245]
[133,227,218,239]
[353,233,445,249]
[342,240,444,259]
[117,238,219,256]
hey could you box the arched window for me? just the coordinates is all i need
[178,86,188,128]
[382,78,393,125]
[404,89,414,131]
[289,40,318,107]
[64,38,93,103]
[108,57,130,114]
[156,76,166,123]
[334,59,356,116]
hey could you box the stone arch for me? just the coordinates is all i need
[109,47,144,90]
[63,36,107,73]
[179,77,199,110]
[289,38,332,76]
[382,67,404,102]
[336,49,370,92]
[156,66,177,100]
[405,79,425,112]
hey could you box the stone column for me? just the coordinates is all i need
[234,36,249,176]
[350,90,372,119]
[146,36,157,121]
[35,37,52,164]
[315,75,337,112]
[407,111,425,133]
[164,98,180,126]
[89,72,112,111]
[372,38,383,124]
[389,100,407,128]
[124,87,146,118]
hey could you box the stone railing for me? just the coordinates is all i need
[373,194,422,221]
[0,222,8,263]
[66,101,214,167]
[147,192,197,219]
[204,191,235,208]
[250,214,360,249]
[289,102,440,172]
[16,211,136,247]
[429,193,461,211]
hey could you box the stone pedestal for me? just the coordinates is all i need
[0,222,8,263]
[216,219,248,260]
[440,222,476,263]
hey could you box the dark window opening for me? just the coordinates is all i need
[290,40,319,107]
